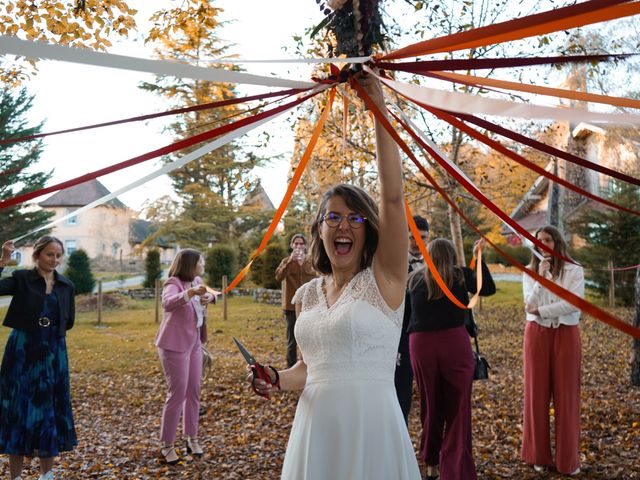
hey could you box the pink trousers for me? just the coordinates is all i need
[158,339,203,443]
[522,321,581,474]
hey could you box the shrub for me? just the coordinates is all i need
[65,249,96,294]
[143,249,162,288]
[251,243,287,289]
[206,245,238,287]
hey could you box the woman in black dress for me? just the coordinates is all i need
[0,237,77,480]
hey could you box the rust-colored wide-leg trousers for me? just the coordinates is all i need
[522,321,581,475]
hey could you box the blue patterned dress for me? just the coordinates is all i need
[0,290,77,457]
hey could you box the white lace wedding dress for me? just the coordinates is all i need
[283,267,421,480]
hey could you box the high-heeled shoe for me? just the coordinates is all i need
[185,437,204,457]
[160,445,180,465]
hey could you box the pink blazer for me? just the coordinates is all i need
[155,276,214,352]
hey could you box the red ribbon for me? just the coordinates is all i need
[389,111,572,264]
[0,88,308,146]
[449,111,640,187]
[0,90,321,210]
[376,54,632,73]
[418,104,640,217]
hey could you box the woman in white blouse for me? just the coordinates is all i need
[522,225,584,476]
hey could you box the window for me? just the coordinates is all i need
[66,208,78,225]
[65,240,77,254]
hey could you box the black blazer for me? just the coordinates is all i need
[0,267,75,336]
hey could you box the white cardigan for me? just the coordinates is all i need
[522,262,585,328]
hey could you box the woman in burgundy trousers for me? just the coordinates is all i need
[408,238,495,480]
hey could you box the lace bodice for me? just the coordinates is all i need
[292,267,404,385]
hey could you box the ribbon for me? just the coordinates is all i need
[390,106,544,261]
[223,88,337,292]
[10,88,331,242]
[376,54,633,73]
[422,105,640,217]
[0,89,322,210]
[392,110,640,340]
[373,71,640,126]
[0,88,308,146]
[382,0,638,59]
[389,108,566,262]
[0,35,315,89]
[420,71,640,111]
[449,110,640,187]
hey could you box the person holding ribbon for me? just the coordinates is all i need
[522,225,584,476]
[156,248,216,464]
[246,74,421,480]
[407,237,495,480]
[0,237,77,480]
[274,233,317,368]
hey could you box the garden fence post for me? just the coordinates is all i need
[96,280,102,326]
[609,259,615,308]
[155,278,161,324]
[222,275,228,321]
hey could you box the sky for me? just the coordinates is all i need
[21,0,321,214]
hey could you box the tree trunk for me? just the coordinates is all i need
[448,202,466,265]
[447,127,466,265]
[631,267,640,387]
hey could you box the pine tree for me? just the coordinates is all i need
[0,87,54,241]
[141,0,263,248]
[570,181,640,306]
[65,249,95,295]
[143,249,162,288]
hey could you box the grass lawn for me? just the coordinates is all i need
[0,282,637,479]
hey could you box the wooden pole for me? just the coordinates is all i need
[96,280,103,326]
[608,259,615,308]
[222,275,228,321]
[155,278,161,324]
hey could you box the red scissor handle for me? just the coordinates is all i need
[251,363,280,399]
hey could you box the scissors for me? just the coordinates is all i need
[233,337,280,399]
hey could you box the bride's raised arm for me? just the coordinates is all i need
[356,75,408,309]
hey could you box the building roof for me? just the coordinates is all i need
[129,219,175,248]
[39,179,127,209]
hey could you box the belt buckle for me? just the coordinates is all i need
[38,317,51,327]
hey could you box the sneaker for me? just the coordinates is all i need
[533,465,547,473]
[38,472,54,480]
[568,468,581,476]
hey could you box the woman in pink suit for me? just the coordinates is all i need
[156,249,215,464]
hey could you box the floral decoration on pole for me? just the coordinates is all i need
[312,0,385,58]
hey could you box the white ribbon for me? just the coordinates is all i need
[203,56,371,64]
[367,67,640,126]
[394,105,545,261]
[12,85,330,243]
[0,35,315,89]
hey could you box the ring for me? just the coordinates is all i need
[38,317,51,327]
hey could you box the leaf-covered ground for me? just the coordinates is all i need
[0,284,638,479]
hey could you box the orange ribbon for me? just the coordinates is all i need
[382,1,640,60]
[221,88,337,293]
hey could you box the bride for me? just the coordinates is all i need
[248,74,421,480]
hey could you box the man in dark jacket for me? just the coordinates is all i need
[395,215,429,424]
